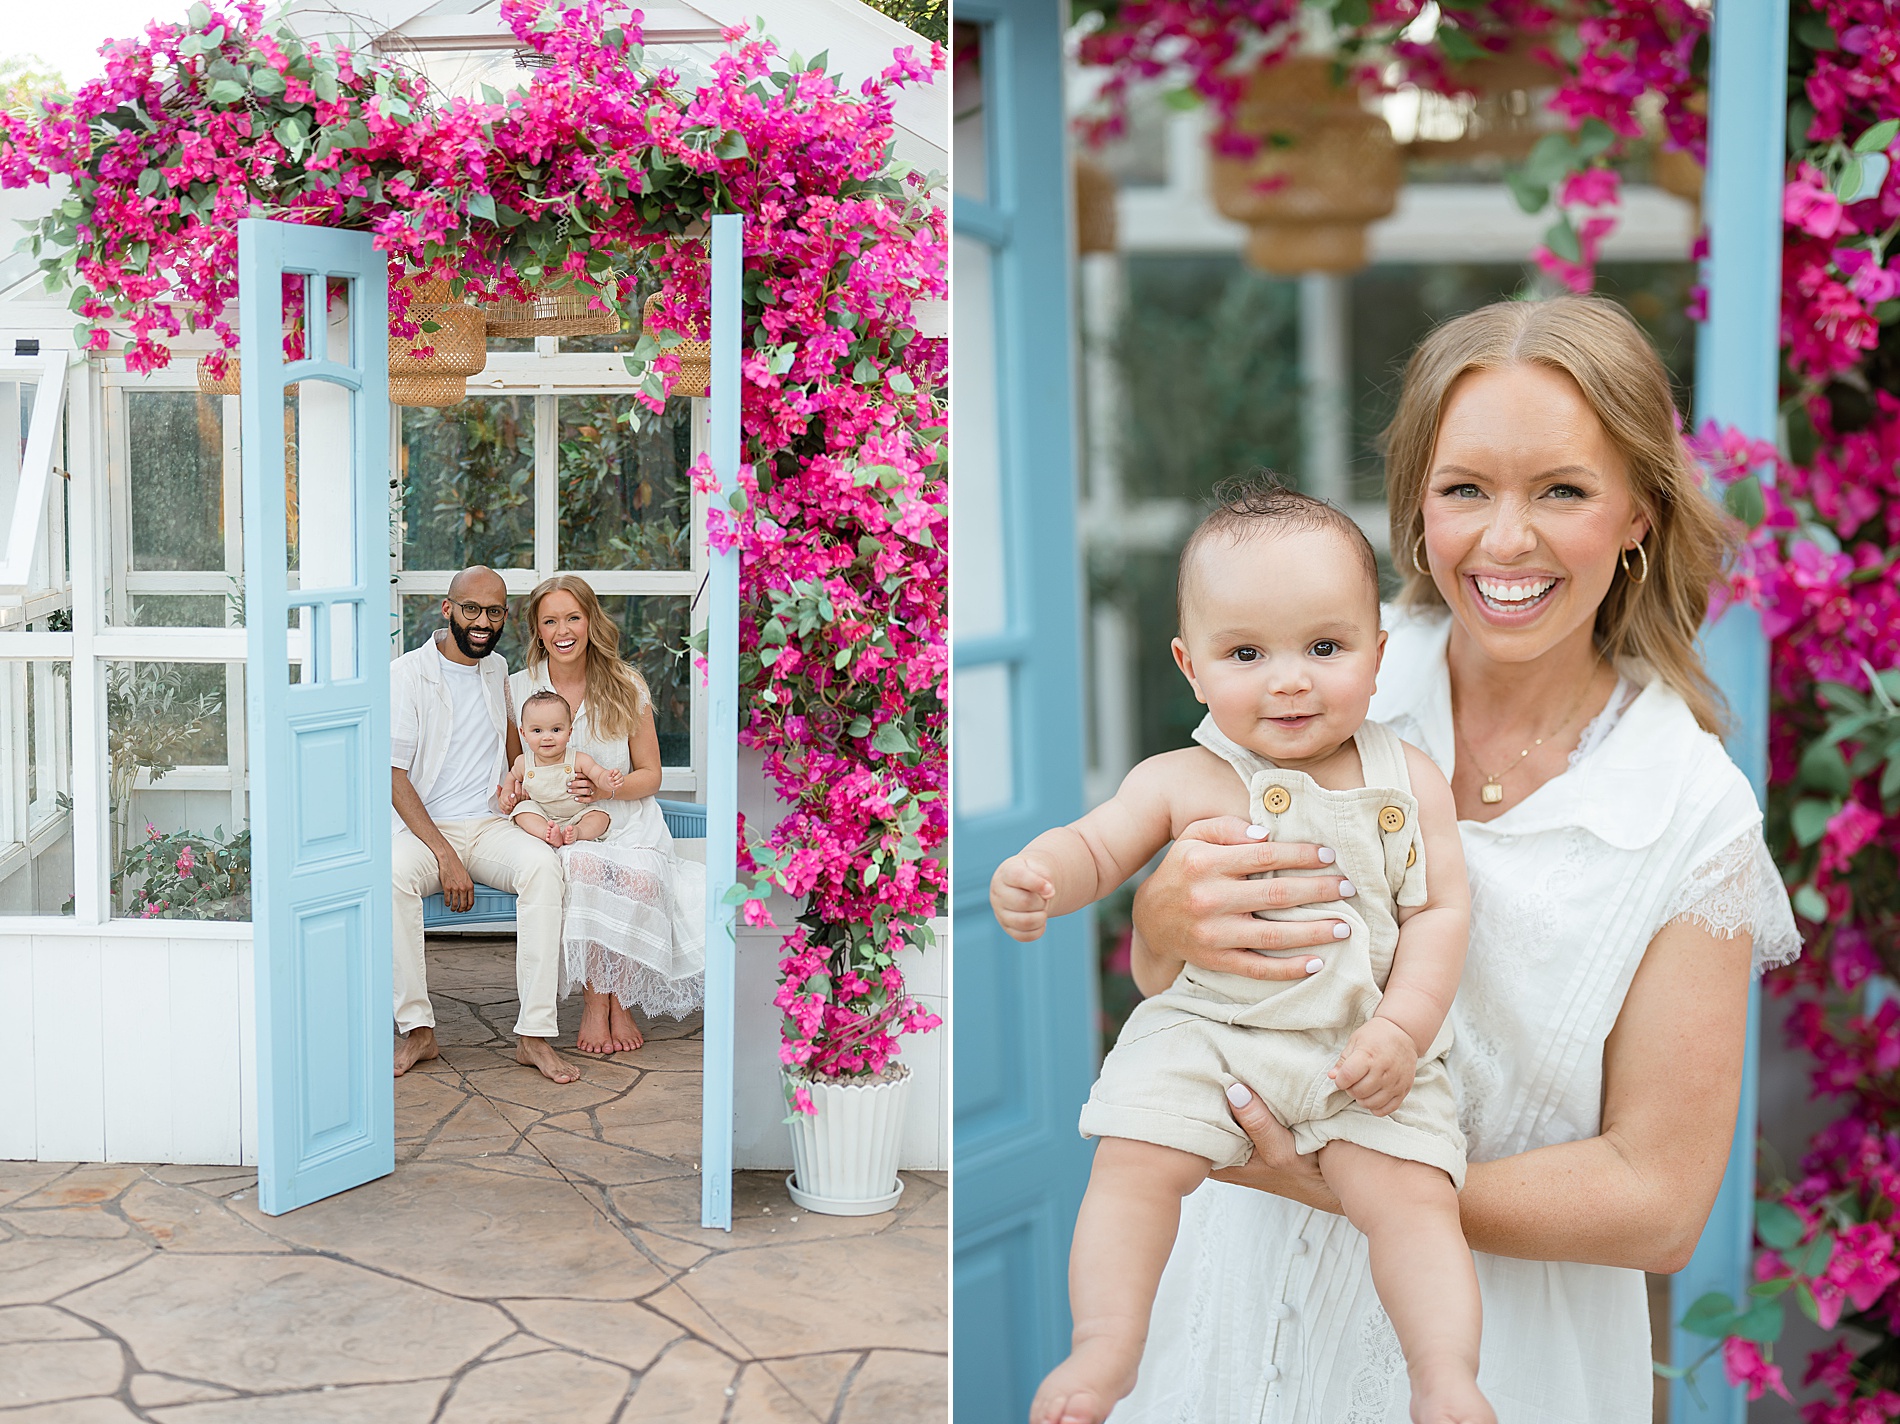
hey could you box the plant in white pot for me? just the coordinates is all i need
[774,908,940,1215]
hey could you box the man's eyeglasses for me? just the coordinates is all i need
[452,600,509,624]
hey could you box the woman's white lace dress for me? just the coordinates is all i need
[1110,610,1800,1424]
[510,668,706,1021]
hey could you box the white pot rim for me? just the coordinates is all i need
[783,1062,912,1091]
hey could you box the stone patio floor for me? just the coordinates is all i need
[0,937,947,1422]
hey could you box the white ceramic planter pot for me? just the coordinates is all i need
[783,1065,914,1216]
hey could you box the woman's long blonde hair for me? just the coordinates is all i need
[1383,294,1737,735]
[520,574,653,742]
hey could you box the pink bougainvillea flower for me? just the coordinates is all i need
[1833,245,1900,304]
[1722,1338,1792,1402]
[1559,166,1620,208]
[1785,163,1851,239]
[175,845,195,875]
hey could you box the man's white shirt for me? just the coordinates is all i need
[390,630,513,834]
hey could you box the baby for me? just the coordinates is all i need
[991,480,1490,1424]
[509,690,623,847]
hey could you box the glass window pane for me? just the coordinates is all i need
[0,660,74,916]
[399,396,536,572]
[125,392,224,571]
[954,661,1015,817]
[557,396,692,571]
[591,595,690,766]
[953,22,987,203]
[130,594,230,628]
[107,660,248,921]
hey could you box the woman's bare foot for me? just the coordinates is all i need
[606,998,645,1052]
[1029,1338,1139,1424]
[1409,1361,1495,1424]
[515,1036,579,1083]
[394,1027,439,1077]
[576,993,616,1054]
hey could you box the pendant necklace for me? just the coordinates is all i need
[1473,659,1604,806]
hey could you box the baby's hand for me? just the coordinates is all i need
[603,768,623,789]
[990,852,1058,942]
[1329,1017,1417,1117]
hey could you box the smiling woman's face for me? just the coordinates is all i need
[1421,363,1650,666]
[536,589,590,667]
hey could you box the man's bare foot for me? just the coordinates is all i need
[576,993,617,1055]
[1029,1339,1138,1424]
[607,998,646,1053]
[515,1036,579,1083]
[1408,1361,1495,1424]
[394,1027,439,1077]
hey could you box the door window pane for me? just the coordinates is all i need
[400,594,526,670]
[400,396,536,572]
[557,396,692,570]
[106,660,248,921]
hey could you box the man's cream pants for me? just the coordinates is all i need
[393,818,564,1039]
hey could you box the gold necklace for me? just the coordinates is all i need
[1471,660,1604,805]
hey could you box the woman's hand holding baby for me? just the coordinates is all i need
[1327,1016,1417,1116]
[991,853,1059,941]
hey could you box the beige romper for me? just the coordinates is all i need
[514,757,592,829]
[1078,715,1467,1187]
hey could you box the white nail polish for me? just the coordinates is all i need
[1332,924,1350,939]
[1306,958,1325,973]
[1245,824,1269,841]
[1337,880,1355,897]
[1317,847,1337,864]
[1225,1082,1252,1107]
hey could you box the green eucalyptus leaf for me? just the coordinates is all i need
[870,723,913,756]
[1756,1198,1806,1250]
[1731,1297,1785,1344]
[1504,171,1550,214]
[1543,215,1582,264]
[1881,755,1900,802]
[1724,475,1766,528]
[1792,884,1829,923]
[1797,741,1853,796]
[465,191,496,224]
[1791,797,1840,847]
[1854,119,1899,154]
[207,78,247,104]
[1797,1229,1836,1278]
[1678,1291,1741,1339]
[1525,132,1577,185]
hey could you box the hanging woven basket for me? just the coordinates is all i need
[1075,156,1119,254]
[641,294,711,398]
[196,356,240,396]
[390,371,470,408]
[485,282,621,338]
[388,277,487,378]
[1207,56,1403,276]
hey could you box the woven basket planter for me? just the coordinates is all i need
[485,283,620,338]
[1075,156,1118,254]
[640,294,711,397]
[1208,56,1402,275]
[783,1064,912,1216]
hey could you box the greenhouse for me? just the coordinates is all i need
[0,0,948,1225]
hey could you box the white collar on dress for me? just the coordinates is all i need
[1369,608,1697,849]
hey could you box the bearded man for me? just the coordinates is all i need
[389,565,576,1084]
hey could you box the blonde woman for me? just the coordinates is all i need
[1109,296,1799,1422]
[507,575,705,1054]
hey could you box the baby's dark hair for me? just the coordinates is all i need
[1177,474,1381,632]
[520,689,572,723]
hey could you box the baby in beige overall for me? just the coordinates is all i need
[992,482,1489,1424]
[509,689,622,847]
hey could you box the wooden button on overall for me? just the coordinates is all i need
[1379,805,1407,834]
[1263,786,1292,815]
[1406,843,1417,869]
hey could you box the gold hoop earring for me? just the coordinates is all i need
[1411,533,1430,578]
[1620,541,1650,585]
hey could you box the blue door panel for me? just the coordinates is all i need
[239,220,394,1215]
[952,0,1097,1416]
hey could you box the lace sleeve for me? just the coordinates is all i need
[1657,826,1803,977]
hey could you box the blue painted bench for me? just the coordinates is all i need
[420,798,707,930]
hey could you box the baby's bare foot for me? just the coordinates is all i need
[1029,1340,1139,1424]
[544,824,563,848]
[1409,1362,1494,1424]
[562,825,579,846]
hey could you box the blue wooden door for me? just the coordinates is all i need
[952,3,1098,1417]
[239,220,394,1215]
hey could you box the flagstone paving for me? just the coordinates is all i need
[0,937,946,1422]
